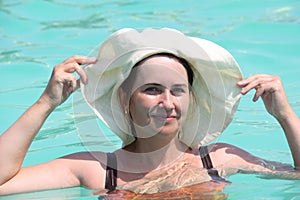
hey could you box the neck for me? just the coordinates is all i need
[129,133,179,153]
[118,134,190,173]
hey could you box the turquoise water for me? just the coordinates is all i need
[1,0,300,199]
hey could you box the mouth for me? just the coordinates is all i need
[150,115,178,122]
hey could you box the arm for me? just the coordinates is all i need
[211,143,299,179]
[0,56,96,186]
[237,74,300,169]
[0,152,107,195]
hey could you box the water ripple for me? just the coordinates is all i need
[36,120,76,140]
[0,0,31,20]
[0,50,48,65]
[41,13,110,30]
[233,119,280,130]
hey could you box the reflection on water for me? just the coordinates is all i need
[41,13,110,30]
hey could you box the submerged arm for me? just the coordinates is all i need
[211,143,300,180]
[237,74,300,169]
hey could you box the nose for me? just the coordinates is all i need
[159,90,175,110]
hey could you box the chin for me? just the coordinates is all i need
[155,126,179,137]
[135,120,181,139]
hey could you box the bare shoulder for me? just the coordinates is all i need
[207,143,261,169]
[0,151,107,195]
[62,151,107,162]
[207,143,295,179]
[61,151,107,188]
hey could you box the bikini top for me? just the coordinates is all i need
[104,146,228,192]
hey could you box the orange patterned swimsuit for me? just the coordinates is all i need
[104,146,229,192]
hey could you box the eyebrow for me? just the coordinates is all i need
[144,83,188,88]
[172,84,188,88]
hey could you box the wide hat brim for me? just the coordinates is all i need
[81,28,242,148]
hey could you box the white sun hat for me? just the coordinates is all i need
[81,28,242,148]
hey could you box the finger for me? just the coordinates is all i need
[252,80,279,102]
[63,55,97,65]
[58,62,88,84]
[240,79,261,95]
[53,63,88,88]
[239,75,274,95]
[59,62,80,72]
[237,74,273,87]
[75,65,88,85]
[252,84,264,102]
[57,73,78,93]
[66,63,88,83]
[237,74,262,86]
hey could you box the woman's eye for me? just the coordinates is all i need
[171,88,186,96]
[144,87,162,95]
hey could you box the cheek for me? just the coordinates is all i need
[178,95,190,120]
[129,94,153,125]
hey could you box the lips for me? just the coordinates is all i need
[150,115,178,122]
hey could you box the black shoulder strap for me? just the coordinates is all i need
[199,145,213,169]
[105,153,118,192]
[199,146,230,183]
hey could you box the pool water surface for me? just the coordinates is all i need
[1,0,300,199]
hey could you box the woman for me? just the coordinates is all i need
[0,28,299,197]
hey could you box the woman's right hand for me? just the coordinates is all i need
[40,55,97,109]
[0,55,98,188]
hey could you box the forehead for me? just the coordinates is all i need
[138,55,187,73]
[129,55,189,87]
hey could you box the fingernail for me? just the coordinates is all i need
[240,88,246,94]
[87,57,97,63]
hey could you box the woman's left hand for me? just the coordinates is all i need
[237,74,292,120]
[238,74,300,169]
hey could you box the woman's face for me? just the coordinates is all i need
[124,55,190,139]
